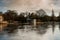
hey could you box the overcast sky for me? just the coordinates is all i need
[0,0,60,16]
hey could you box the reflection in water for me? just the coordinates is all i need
[59,23,60,30]
[0,24,7,31]
[52,23,55,33]
[36,24,48,35]
[4,24,18,33]
[0,23,60,40]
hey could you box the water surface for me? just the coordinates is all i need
[0,23,60,40]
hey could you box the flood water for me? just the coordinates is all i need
[0,23,60,40]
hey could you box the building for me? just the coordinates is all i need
[0,13,8,24]
[0,15,3,22]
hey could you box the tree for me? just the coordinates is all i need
[3,10,18,21]
[36,9,46,17]
[18,13,26,23]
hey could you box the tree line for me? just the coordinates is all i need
[0,9,60,22]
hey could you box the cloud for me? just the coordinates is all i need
[0,0,53,12]
[0,0,60,16]
[53,0,60,6]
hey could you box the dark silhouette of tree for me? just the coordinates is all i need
[3,10,18,21]
[0,12,3,14]
[0,12,3,16]
[57,12,60,22]
[30,13,39,19]
[18,12,26,23]
[36,9,46,17]
[36,9,48,22]
[2,9,59,22]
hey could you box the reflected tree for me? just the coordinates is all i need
[36,24,49,35]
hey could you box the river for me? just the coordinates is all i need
[0,23,60,40]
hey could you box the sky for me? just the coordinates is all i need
[0,0,60,16]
